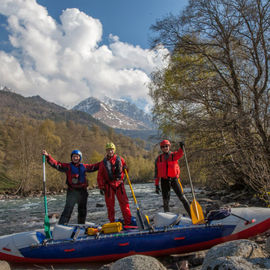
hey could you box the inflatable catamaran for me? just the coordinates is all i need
[0,207,270,264]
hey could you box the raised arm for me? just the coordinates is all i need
[42,150,68,172]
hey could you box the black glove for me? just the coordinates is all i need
[100,189,105,195]
[179,141,185,149]
[155,185,161,194]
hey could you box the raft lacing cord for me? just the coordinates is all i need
[230,212,255,225]
[169,215,182,227]
[206,207,255,225]
[71,227,81,241]
[226,207,255,225]
[163,215,183,231]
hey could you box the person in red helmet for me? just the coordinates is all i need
[42,149,100,225]
[97,142,132,225]
[154,140,191,217]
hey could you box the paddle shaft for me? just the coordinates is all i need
[42,155,49,215]
[124,169,151,230]
[124,169,139,209]
[182,145,199,217]
[42,155,51,238]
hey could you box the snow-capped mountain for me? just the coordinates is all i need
[73,96,155,130]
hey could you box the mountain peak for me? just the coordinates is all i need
[73,96,155,130]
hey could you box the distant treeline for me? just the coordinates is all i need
[0,116,157,195]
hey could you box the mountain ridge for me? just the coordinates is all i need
[73,96,155,130]
[0,89,108,130]
[0,88,158,145]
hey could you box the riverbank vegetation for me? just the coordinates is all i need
[0,117,157,195]
[149,0,270,204]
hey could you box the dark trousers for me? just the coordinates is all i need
[59,188,88,225]
[161,178,191,217]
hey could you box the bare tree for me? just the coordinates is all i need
[149,0,270,195]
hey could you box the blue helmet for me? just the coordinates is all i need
[71,150,82,161]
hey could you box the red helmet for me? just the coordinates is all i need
[160,140,171,147]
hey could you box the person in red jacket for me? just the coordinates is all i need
[97,142,132,225]
[42,149,99,225]
[154,140,191,217]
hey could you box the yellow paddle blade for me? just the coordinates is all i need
[190,199,205,224]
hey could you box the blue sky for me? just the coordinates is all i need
[0,0,188,111]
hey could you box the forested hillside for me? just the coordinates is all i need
[0,89,157,195]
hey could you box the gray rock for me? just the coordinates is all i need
[109,255,167,270]
[0,260,11,270]
[202,239,269,270]
[203,239,267,262]
[248,257,270,269]
[202,256,260,270]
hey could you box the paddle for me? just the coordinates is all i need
[124,169,151,230]
[182,145,205,224]
[42,154,52,239]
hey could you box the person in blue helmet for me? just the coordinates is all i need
[42,149,100,224]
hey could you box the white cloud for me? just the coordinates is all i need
[0,0,169,111]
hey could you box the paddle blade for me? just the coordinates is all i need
[43,195,51,238]
[136,209,151,230]
[44,215,51,239]
[190,200,205,224]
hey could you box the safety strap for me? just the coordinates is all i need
[104,155,121,181]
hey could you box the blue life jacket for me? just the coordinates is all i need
[70,163,86,184]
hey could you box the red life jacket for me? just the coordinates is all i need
[157,153,180,178]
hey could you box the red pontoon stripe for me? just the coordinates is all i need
[174,237,185,240]
[64,249,75,252]
[118,242,129,246]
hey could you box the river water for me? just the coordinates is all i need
[0,183,192,270]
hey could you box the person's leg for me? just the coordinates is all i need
[104,185,116,223]
[116,184,132,225]
[171,178,191,217]
[161,178,171,212]
[58,188,77,225]
[77,189,89,224]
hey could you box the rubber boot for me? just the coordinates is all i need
[163,199,170,212]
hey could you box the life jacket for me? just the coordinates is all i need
[103,155,122,181]
[157,153,180,179]
[67,163,87,188]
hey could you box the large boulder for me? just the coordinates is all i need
[109,255,167,270]
[0,260,11,270]
[202,256,259,270]
[204,239,267,260]
[202,239,269,270]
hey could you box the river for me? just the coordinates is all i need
[0,183,193,269]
